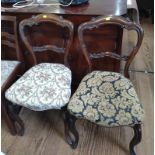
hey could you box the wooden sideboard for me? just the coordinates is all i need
[2,0,127,90]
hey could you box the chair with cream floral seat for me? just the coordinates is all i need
[5,14,74,136]
[67,16,144,155]
[1,15,24,135]
[1,60,23,135]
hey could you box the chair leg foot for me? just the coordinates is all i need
[64,111,79,149]
[8,105,24,136]
[129,124,142,155]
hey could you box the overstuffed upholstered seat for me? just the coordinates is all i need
[5,63,71,111]
[68,71,144,127]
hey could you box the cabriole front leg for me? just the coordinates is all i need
[129,124,142,155]
[64,111,79,149]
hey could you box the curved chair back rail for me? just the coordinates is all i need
[78,16,144,78]
[19,14,74,68]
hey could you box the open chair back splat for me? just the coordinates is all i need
[78,16,143,77]
[19,14,73,67]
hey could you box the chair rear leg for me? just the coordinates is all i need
[64,111,79,149]
[129,124,142,155]
[8,104,25,136]
[1,103,17,135]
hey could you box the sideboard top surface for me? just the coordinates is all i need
[2,0,127,16]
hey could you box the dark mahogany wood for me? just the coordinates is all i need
[1,99,16,135]
[2,0,127,16]
[2,61,25,136]
[7,101,25,136]
[1,15,23,61]
[64,111,79,149]
[130,124,142,155]
[17,14,74,138]
[68,16,144,152]
[1,15,24,136]
[1,0,127,91]
[78,16,144,78]
[19,14,73,67]
[1,62,24,136]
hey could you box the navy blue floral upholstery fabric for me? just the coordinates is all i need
[68,71,144,127]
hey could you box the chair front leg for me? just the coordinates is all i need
[129,124,142,155]
[8,104,24,136]
[64,111,79,149]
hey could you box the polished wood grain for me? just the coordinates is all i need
[68,16,144,154]
[1,15,22,61]
[1,74,153,155]
[19,14,73,67]
[2,0,127,16]
[1,18,153,155]
[78,16,144,78]
[2,0,127,90]
[6,14,74,136]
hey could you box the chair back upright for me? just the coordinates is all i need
[78,16,144,78]
[2,15,22,61]
[19,14,74,68]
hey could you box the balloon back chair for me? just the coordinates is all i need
[1,15,24,135]
[67,16,144,155]
[5,14,74,137]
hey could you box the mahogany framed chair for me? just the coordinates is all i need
[67,16,144,155]
[1,15,24,135]
[4,14,74,138]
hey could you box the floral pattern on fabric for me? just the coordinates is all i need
[1,60,20,86]
[5,63,71,111]
[68,71,144,127]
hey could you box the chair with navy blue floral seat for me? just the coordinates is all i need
[67,16,144,155]
[5,14,74,136]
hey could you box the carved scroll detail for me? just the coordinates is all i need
[19,14,73,66]
[32,45,64,53]
[89,51,128,61]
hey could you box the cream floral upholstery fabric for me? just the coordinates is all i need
[1,60,20,86]
[5,63,71,111]
[68,71,144,127]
